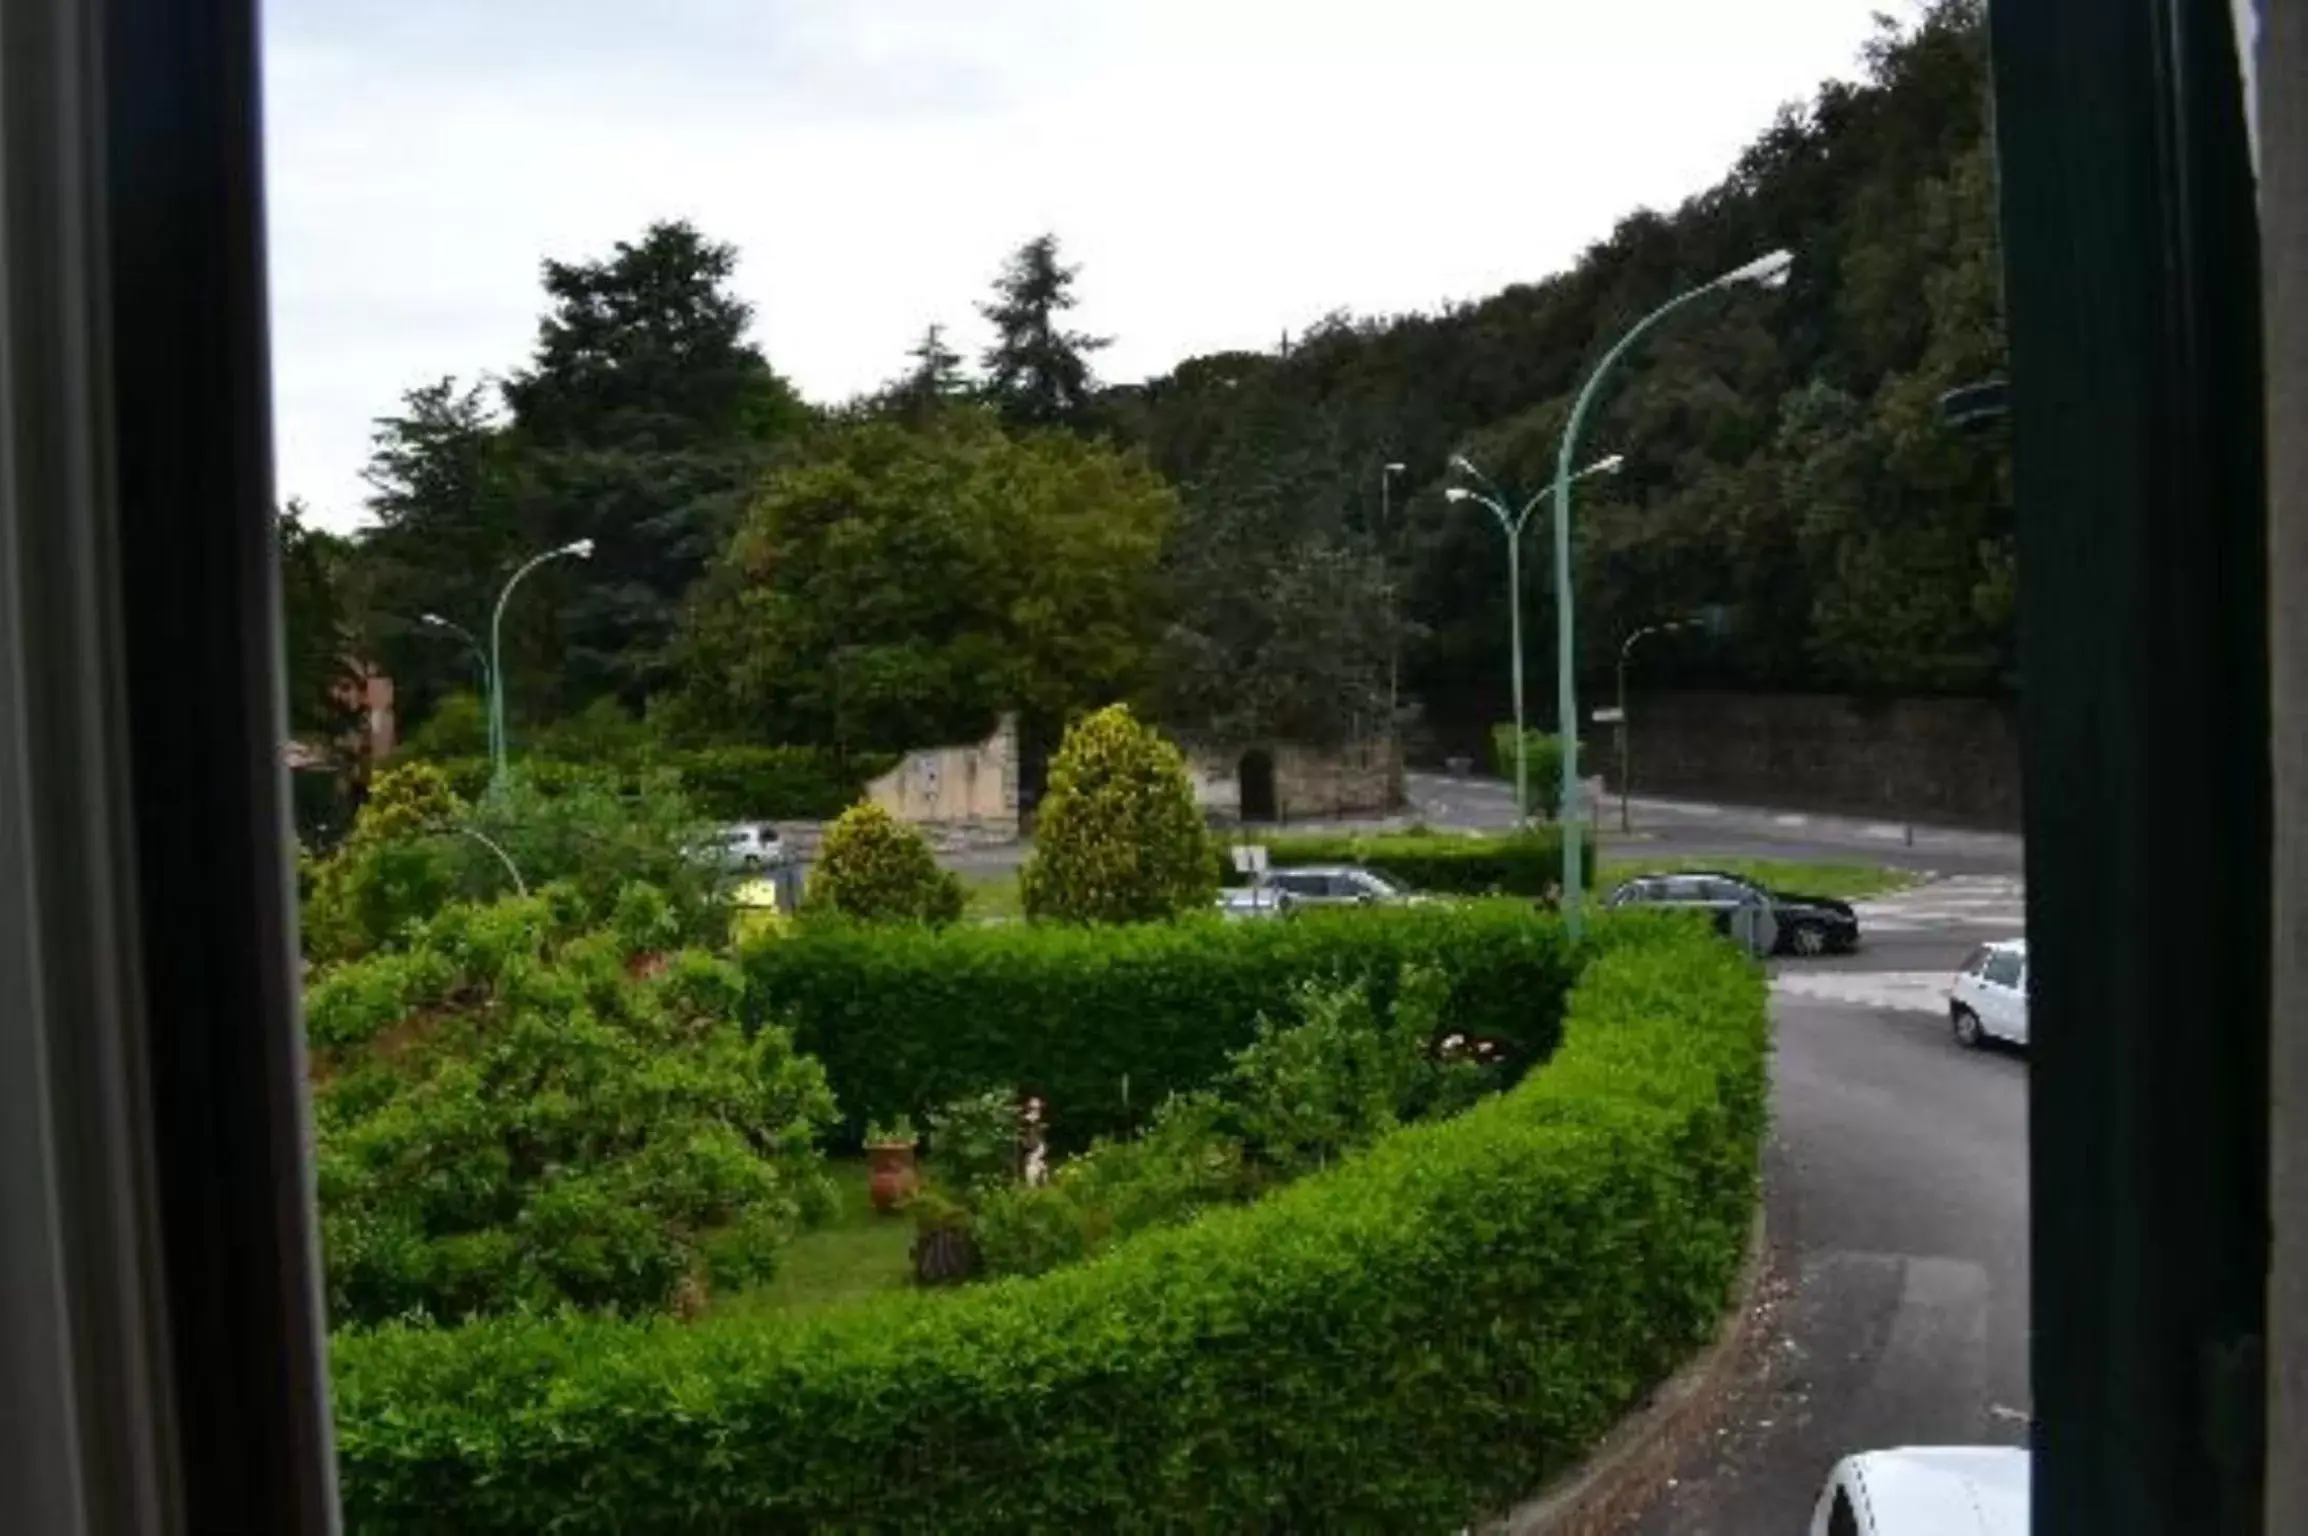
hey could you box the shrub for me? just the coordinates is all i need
[400,691,491,761]
[329,915,1767,1533]
[309,886,838,1326]
[1489,724,1582,818]
[923,1088,1023,1197]
[1020,704,1214,922]
[806,802,965,924]
[1220,826,1597,894]
[300,762,469,962]
[667,744,895,822]
[741,900,1579,1149]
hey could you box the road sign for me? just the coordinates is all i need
[1592,706,1625,724]
[1230,844,1269,874]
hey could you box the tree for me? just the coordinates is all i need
[276,500,362,746]
[667,408,1172,754]
[1019,706,1214,923]
[979,234,1108,432]
[806,802,964,924]
[888,322,968,419]
[502,221,809,705]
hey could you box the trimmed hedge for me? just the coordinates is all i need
[330,914,1767,1533]
[741,901,1580,1149]
[1220,827,1597,894]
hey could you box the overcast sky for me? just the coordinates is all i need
[266,0,1888,530]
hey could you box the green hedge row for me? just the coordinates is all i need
[420,746,896,822]
[329,914,1768,1533]
[1218,826,1597,895]
[741,901,1579,1149]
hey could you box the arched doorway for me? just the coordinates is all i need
[1238,748,1276,822]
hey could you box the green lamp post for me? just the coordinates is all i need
[1444,452,1625,824]
[487,538,592,789]
[1551,249,1792,934]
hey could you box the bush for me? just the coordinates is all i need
[1489,724,1582,818]
[741,900,1579,1149]
[1220,826,1597,894]
[330,915,1768,1533]
[806,802,965,924]
[923,1088,1023,1197]
[308,886,839,1326]
[300,762,470,962]
[667,744,895,822]
[1020,704,1215,922]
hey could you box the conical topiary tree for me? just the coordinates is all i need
[808,802,965,924]
[1021,705,1215,923]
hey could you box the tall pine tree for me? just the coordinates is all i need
[887,321,968,420]
[979,234,1107,432]
[501,221,807,706]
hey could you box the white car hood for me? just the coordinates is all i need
[1858,1447,2029,1536]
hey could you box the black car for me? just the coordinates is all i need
[1603,871,1861,956]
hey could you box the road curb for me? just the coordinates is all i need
[1482,1208,1771,1535]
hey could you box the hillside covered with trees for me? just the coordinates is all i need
[288,0,2003,770]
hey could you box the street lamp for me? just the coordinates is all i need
[1379,461,1407,733]
[419,612,495,764]
[1614,618,1699,833]
[488,537,593,787]
[1551,248,1792,934]
[1445,452,1624,825]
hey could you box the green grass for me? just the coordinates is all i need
[1594,856,1920,901]
[713,1157,917,1318]
[959,867,1025,921]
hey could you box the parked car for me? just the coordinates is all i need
[1950,937,2029,1048]
[1215,886,1296,921]
[1810,1447,2028,1535]
[1603,870,1861,956]
[1262,865,1416,908]
[705,821,784,873]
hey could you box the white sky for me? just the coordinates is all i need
[266,0,1889,530]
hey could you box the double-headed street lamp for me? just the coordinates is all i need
[1445,452,1624,824]
[1551,248,1792,934]
[419,612,495,763]
[488,538,593,788]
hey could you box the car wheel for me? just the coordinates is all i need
[1789,922,1828,957]
[1952,1005,1985,1049]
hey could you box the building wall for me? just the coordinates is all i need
[1618,691,2023,829]
[1188,737,1404,823]
[866,712,1019,837]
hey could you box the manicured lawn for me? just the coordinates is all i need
[1593,856,1920,901]
[960,866,1025,920]
[714,1157,917,1318]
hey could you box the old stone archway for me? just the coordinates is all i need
[1237,748,1276,822]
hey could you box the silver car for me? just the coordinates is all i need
[1215,886,1297,921]
[1263,865,1413,908]
[706,821,784,873]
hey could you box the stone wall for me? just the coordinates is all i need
[865,712,1019,839]
[1188,736,1404,824]
[1616,692,2023,829]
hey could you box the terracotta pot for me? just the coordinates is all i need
[866,1142,918,1212]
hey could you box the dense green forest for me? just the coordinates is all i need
[287,1,2004,769]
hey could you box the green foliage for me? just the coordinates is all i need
[978,233,1107,432]
[329,916,1767,1533]
[276,500,362,746]
[309,887,839,1325]
[399,691,490,761]
[1489,725,1577,818]
[806,802,965,925]
[741,899,1579,1149]
[664,744,890,821]
[1222,826,1598,894]
[300,760,725,963]
[669,409,1172,754]
[1019,704,1215,923]
[923,1089,1022,1198]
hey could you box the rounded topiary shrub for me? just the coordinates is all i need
[808,802,965,924]
[1020,704,1215,923]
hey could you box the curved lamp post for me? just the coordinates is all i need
[1615,619,1699,832]
[488,538,593,788]
[419,611,495,764]
[1552,249,1791,933]
[1444,452,1624,824]
[1379,461,1406,731]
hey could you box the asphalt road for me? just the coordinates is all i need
[1630,888,2031,1533]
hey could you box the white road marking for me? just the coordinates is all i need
[1774,970,1956,1015]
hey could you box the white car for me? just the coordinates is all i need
[1811,1447,2029,1535]
[707,821,784,872]
[1950,938,2028,1048]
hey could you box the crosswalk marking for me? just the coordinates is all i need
[1853,875,2025,936]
